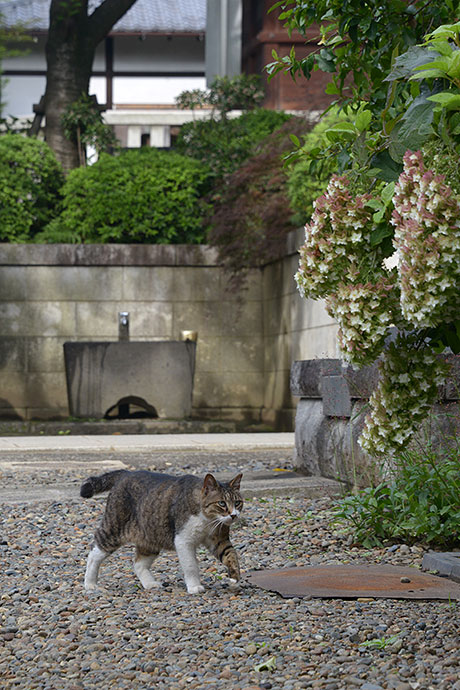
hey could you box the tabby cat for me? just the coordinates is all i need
[80,469,243,594]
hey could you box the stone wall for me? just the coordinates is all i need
[291,357,460,485]
[0,232,339,426]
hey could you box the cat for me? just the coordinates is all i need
[80,469,243,594]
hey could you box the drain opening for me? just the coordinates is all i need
[104,396,158,419]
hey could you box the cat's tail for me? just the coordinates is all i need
[80,470,128,498]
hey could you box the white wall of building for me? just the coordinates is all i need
[2,34,206,117]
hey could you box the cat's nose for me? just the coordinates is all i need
[230,511,238,521]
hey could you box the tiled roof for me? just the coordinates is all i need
[0,0,206,33]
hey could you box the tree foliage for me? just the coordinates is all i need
[61,93,118,166]
[176,74,265,117]
[207,118,312,284]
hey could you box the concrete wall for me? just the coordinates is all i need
[0,232,338,426]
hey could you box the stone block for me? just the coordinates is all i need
[64,340,196,419]
[173,267,222,302]
[0,337,26,371]
[26,337,67,373]
[24,266,123,301]
[220,336,264,373]
[26,372,69,409]
[290,325,340,361]
[122,266,174,301]
[290,359,342,398]
[220,299,263,337]
[322,375,351,417]
[263,295,291,338]
[0,267,27,300]
[173,301,222,337]
[293,398,374,485]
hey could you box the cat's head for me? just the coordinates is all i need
[201,473,243,526]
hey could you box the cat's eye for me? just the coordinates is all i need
[217,500,227,509]
[235,501,243,508]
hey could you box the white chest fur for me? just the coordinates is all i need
[176,512,210,547]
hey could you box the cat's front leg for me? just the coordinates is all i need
[174,534,205,594]
[209,533,241,582]
[221,545,241,582]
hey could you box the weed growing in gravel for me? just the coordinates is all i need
[333,444,460,548]
[360,634,400,650]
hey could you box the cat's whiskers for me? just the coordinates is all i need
[209,517,225,534]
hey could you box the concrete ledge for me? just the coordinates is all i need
[422,552,460,583]
[0,243,219,267]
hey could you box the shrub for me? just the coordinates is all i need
[174,108,292,182]
[39,148,211,244]
[334,444,460,548]
[206,118,312,284]
[0,133,64,241]
[286,108,352,225]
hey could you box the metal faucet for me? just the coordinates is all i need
[118,311,129,341]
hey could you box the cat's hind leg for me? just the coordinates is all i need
[84,543,109,591]
[133,549,161,590]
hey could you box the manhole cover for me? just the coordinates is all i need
[247,565,460,600]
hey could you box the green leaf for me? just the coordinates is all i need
[370,224,393,246]
[385,46,438,82]
[289,134,300,147]
[371,151,403,182]
[413,58,451,73]
[427,91,460,110]
[381,181,395,206]
[409,68,447,81]
[325,82,341,95]
[355,109,372,132]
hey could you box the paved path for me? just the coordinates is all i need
[0,432,295,452]
[0,433,343,503]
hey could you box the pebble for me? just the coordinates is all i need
[1,449,459,689]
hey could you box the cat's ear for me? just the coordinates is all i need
[229,473,243,490]
[203,473,219,494]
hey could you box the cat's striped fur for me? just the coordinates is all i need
[80,470,243,594]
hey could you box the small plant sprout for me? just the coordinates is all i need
[360,634,400,650]
[254,656,277,673]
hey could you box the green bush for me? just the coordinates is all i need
[39,148,211,244]
[174,108,292,181]
[0,133,64,241]
[334,445,460,548]
[286,108,351,225]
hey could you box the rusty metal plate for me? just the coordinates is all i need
[247,565,460,600]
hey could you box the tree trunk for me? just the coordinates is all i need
[44,0,138,172]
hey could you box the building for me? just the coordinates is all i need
[1,0,330,146]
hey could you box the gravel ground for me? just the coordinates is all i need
[1,451,459,690]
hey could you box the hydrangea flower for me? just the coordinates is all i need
[359,335,449,456]
[295,175,374,299]
[326,273,399,368]
[392,150,460,327]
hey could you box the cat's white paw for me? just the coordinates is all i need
[84,583,98,592]
[143,579,162,590]
[228,578,241,590]
[187,584,205,594]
